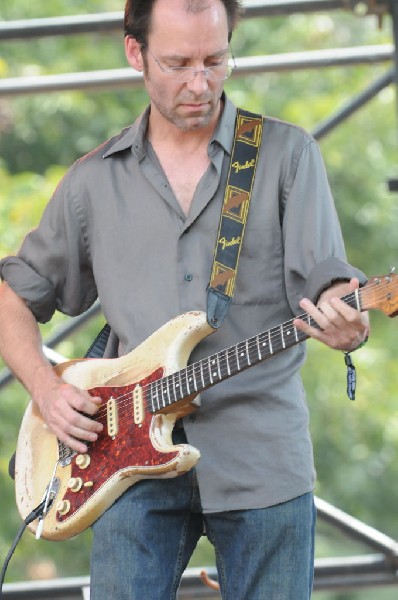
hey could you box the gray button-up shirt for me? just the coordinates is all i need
[1,96,365,512]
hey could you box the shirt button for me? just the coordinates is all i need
[184,273,193,282]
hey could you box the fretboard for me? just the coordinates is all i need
[147,289,361,413]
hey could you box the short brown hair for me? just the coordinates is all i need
[124,0,243,46]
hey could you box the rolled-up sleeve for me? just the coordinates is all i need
[0,162,97,323]
[281,138,366,313]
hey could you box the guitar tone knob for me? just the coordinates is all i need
[76,454,91,469]
[67,477,84,492]
[56,500,71,516]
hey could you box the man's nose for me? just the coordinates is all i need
[186,69,210,92]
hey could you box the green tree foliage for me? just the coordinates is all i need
[0,3,397,598]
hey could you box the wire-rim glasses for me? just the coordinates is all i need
[147,49,236,83]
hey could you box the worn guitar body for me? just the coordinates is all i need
[14,273,398,541]
[15,311,214,541]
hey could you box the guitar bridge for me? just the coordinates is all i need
[58,441,76,467]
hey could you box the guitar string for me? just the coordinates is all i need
[89,282,391,423]
[87,282,391,426]
[89,303,314,421]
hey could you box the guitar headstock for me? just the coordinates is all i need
[361,272,398,317]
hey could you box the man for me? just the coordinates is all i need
[0,0,369,598]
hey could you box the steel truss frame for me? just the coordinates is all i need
[0,0,397,596]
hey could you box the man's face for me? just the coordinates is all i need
[142,0,230,132]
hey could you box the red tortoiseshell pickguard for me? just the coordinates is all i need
[57,366,179,522]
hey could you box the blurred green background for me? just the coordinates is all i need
[0,2,397,598]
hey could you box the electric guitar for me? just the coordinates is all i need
[14,273,398,541]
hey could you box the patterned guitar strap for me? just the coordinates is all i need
[85,108,264,358]
[207,107,263,329]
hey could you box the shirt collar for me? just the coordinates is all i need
[102,93,237,160]
[210,93,236,156]
[102,105,151,161]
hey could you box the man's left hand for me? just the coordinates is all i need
[293,277,369,352]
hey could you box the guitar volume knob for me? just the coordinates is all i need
[57,500,71,516]
[67,477,84,492]
[76,454,91,469]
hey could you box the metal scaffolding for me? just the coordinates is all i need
[0,0,397,596]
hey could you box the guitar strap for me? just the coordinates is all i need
[85,107,264,358]
[207,108,263,329]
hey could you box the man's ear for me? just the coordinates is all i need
[125,36,144,72]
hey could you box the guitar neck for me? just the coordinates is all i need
[147,288,363,413]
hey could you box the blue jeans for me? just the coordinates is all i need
[90,471,316,599]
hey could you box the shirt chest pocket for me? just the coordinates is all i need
[232,224,283,306]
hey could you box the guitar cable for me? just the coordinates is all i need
[0,499,50,597]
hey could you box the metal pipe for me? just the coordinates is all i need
[312,67,395,139]
[0,45,393,97]
[0,2,351,41]
[0,302,101,391]
[315,496,398,556]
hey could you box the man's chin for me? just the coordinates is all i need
[175,108,215,131]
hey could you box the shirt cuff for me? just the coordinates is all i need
[303,257,367,304]
[0,256,57,323]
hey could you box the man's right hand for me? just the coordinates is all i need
[34,375,104,453]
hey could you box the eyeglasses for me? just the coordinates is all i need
[147,49,236,83]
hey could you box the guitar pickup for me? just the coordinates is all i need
[133,385,144,425]
[107,397,119,438]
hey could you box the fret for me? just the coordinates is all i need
[186,366,192,395]
[162,378,169,407]
[208,357,214,384]
[226,349,231,376]
[216,354,222,380]
[268,330,273,354]
[153,382,161,411]
[227,346,238,374]
[171,372,177,403]
[153,381,161,409]
[243,341,249,366]
[192,365,198,392]
[280,324,286,349]
[177,370,183,400]
[218,350,227,379]
[246,339,253,365]
[237,344,243,368]
[187,363,197,394]
[354,288,360,311]
[200,360,206,389]
[201,359,210,387]
[256,334,262,360]
[236,344,240,370]
[165,377,172,406]
[294,324,299,342]
[179,368,190,398]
